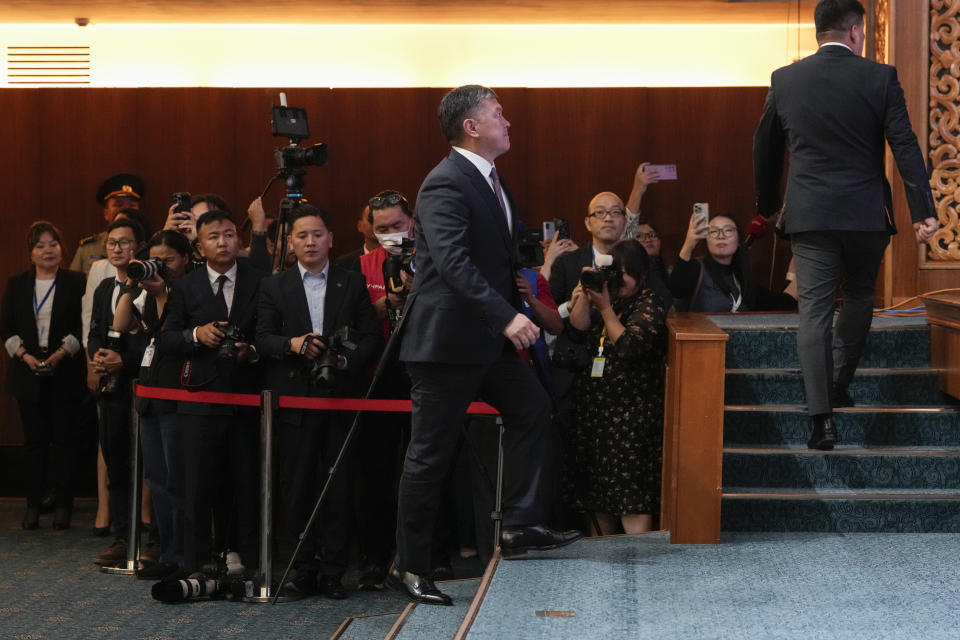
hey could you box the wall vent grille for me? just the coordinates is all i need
[7,46,90,84]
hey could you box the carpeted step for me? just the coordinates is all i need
[335,610,402,640]
[722,489,960,532]
[724,406,960,447]
[722,447,960,490]
[724,368,952,406]
[392,578,480,640]
[722,326,930,369]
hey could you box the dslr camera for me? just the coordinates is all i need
[381,237,416,294]
[302,326,360,387]
[216,322,244,360]
[580,266,623,293]
[127,257,168,283]
[515,229,544,269]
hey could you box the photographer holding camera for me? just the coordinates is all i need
[88,218,149,565]
[2,222,86,530]
[112,230,194,578]
[256,203,380,598]
[159,210,265,576]
[563,239,667,536]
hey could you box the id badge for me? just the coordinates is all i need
[141,342,156,368]
[591,357,606,378]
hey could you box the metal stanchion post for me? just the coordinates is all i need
[492,416,505,552]
[245,389,301,603]
[102,379,141,575]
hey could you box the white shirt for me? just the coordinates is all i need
[206,262,238,316]
[81,258,118,348]
[298,261,329,334]
[33,278,56,349]
[819,42,853,52]
[452,146,513,231]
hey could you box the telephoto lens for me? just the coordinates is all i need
[127,257,165,283]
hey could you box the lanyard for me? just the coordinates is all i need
[33,280,56,317]
[596,311,623,357]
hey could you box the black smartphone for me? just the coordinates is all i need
[172,192,192,214]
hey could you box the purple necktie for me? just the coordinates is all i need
[489,167,511,231]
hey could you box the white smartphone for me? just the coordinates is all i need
[542,220,556,241]
[693,202,709,229]
[647,164,678,180]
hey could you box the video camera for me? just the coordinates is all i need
[271,105,328,173]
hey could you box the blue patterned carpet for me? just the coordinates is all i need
[0,499,479,640]
[467,532,960,640]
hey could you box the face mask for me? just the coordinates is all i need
[376,230,412,255]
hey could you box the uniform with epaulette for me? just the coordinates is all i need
[71,173,145,275]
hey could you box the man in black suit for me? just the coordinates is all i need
[88,218,148,565]
[388,84,581,606]
[160,210,264,573]
[754,0,938,450]
[256,203,380,598]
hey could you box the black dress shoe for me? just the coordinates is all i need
[386,566,452,606]
[92,524,111,537]
[318,574,347,600]
[500,525,583,557]
[808,414,837,450]
[831,385,854,408]
[22,507,40,530]
[136,561,180,580]
[52,507,72,530]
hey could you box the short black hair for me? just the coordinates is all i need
[26,221,62,251]
[107,218,145,244]
[148,229,193,257]
[195,209,236,234]
[438,84,498,144]
[613,239,650,291]
[814,0,865,37]
[115,207,154,239]
[191,193,232,216]
[367,190,413,224]
[288,203,332,230]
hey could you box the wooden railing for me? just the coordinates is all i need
[921,291,960,399]
[661,313,728,544]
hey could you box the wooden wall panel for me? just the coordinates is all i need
[0,86,772,448]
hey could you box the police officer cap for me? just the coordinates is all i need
[96,173,145,206]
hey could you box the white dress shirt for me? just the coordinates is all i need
[298,260,329,334]
[452,146,513,231]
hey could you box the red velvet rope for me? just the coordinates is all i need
[134,384,499,415]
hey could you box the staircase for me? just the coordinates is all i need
[715,314,960,532]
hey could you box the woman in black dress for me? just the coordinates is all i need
[563,239,667,535]
[2,222,86,529]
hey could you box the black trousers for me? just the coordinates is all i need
[352,410,405,567]
[791,230,890,416]
[396,350,551,574]
[98,391,132,536]
[181,412,259,571]
[19,382,79,510]
[275,413,352,577]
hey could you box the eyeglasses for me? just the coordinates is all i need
[105,238,134,249]
[369,191,409,210]
[707,226,738,239]
[637,232,659,241]
[588,209,625,219]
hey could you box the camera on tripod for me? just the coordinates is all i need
[271,105,328,172]
[301,326,360,386]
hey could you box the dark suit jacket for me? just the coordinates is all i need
[548,245,594,306]
[400,149,521,365]
[754,44,935,233]
[2,268,86,402]
[255,263,381,424]
[88,277,148,382]
[159,260,265,415]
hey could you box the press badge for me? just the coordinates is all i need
[591,357,606,377]
[141,341,156,367]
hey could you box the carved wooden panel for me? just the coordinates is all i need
[874,0,890,63]
[929,0,960,262]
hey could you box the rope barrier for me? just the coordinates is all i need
[134,383,499,415]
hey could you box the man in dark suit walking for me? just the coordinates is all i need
[256,203,380,598]
[754,0,938,450]
[387,84,581,606]
[160,210,265,573]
